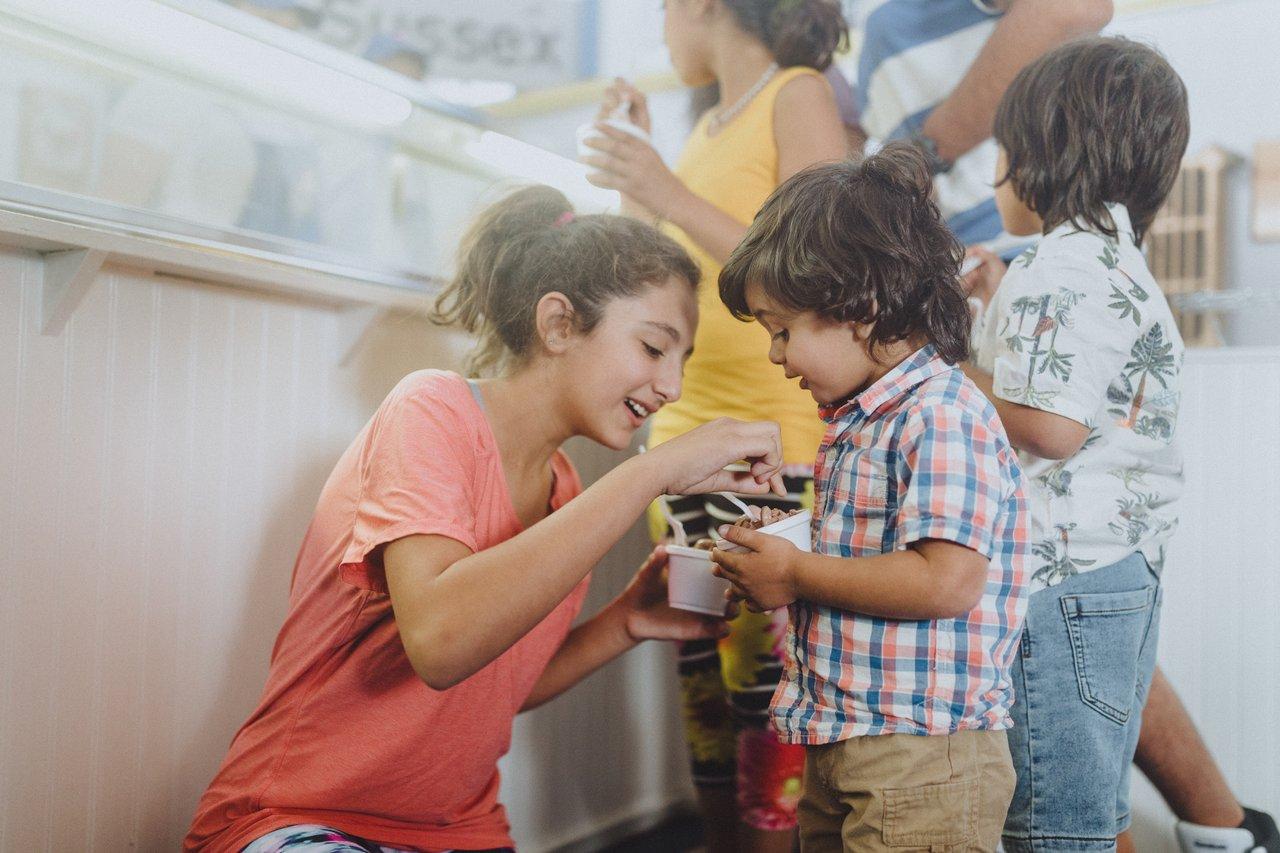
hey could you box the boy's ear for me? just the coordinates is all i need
[850,300,877,342]
[535,291,576,352]
[691,0,716,20]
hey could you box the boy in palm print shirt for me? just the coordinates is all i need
[963,38,1188,851]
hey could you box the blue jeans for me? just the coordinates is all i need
[1002,552,1162,852]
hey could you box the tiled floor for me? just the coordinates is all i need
[597,812,703,852]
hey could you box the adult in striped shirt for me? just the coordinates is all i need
[713,146,1029,851]
[850,0,1111,249]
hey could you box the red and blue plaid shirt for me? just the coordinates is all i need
[772,346,1030,743]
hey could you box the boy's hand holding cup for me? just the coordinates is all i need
[711,524,805,613]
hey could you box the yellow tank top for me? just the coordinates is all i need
[649,66,827,465]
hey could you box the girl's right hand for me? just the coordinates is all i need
[598,77,652,135]
[642,418,785,497]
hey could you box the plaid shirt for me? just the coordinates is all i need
[772,346,1030,744]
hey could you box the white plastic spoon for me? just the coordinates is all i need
[718,492,759,523]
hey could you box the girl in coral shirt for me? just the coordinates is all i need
[185,186,785,853]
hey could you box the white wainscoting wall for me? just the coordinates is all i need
[1128,347,1280,850]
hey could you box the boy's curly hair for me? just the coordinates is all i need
[719,142,970,364]
[994,36,1190,245]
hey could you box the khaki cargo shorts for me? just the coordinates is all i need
[799,729,1015,852]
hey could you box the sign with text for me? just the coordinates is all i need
[224,0,598,86]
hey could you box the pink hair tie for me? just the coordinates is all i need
[555,211,575,227]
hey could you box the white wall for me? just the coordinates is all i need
[0,250,686,851]
[1110,0,1280,347]
[1128,348,1280,850]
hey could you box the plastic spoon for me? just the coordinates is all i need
[718,492,759,523]
[659,501,689,547]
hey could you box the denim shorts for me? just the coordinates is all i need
[1002,552,1162,852]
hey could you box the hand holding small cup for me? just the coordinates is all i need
[620,547,736,642]
[711,524,802,613]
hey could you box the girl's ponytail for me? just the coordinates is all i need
[430,186,572,376]
[724,0,848,71]
[431,185,700,377]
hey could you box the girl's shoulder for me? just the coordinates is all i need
[771,65,826,90]
[385,369,472,409]
[372,369,483,441]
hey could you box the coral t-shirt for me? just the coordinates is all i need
[186,370,588,852]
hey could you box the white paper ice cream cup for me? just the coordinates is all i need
[575,117,651,159]
[716,509,813,554]
[666,545,731,617]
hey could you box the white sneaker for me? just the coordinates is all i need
[1176,820,1264,853]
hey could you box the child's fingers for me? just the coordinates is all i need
[642,545,668,572]
[593,122,646,150]
[716,524,765,551]
[724,584,750,617]
[749,456,782,482]
[709,548,743,575]
[585,171,623,190]
[579,153,619,173]
[597,89,621,120]
[581,133,634,162]
[613,77,647,108]
[716,469,773,495]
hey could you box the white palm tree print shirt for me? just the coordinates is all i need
[973,204,1184,591]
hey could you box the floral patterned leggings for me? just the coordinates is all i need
[650,473,813,832]
[241,825,513,853]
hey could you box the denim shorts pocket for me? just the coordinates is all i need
[882,778,978,847]
[1060,587,1154,725]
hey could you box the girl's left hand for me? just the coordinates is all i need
[710,525,801,613]
[618,547,735,643]
[581,124,690,221]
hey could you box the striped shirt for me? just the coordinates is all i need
[853,0,1009,246]
[772,346,1029,743]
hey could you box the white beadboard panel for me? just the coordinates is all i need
[1128,348,1280,851]
[0,248,690,852]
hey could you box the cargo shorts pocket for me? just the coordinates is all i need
[1061,587,1155,725]
[882,777,978,847]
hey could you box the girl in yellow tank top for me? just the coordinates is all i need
[648,64,832,463]
[586,62,843,466]
[582,3,849,852]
